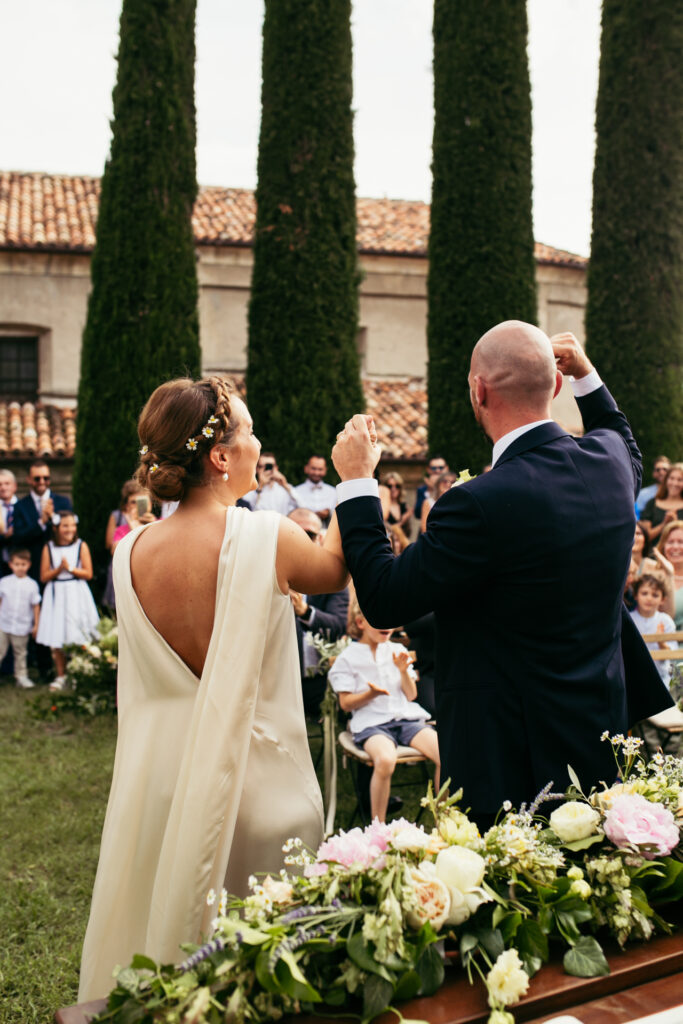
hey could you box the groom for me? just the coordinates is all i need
[332,324,671,827]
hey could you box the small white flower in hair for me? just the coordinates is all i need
[139,445,149,455]
[186,438,198,451]
[151,464,159,473]
[207,415,219,424]
[202,426,214,438]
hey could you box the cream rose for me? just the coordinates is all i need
[486,949,530,1006]
[406,867,450,931]
[591,782,637,811]
[426,846,491,925]
[549,801,600,843]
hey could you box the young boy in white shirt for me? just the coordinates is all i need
[629,572,677,689]
[0,548,41,689]
[329,597,440,822]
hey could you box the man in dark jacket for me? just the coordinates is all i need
[331,325,671,828]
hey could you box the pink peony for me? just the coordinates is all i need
[310,825,387,872]
[603,794,680,859]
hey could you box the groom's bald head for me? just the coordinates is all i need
[470,321,557,410]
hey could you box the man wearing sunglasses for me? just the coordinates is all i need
[12,461,73,583]
[413,456,449,523]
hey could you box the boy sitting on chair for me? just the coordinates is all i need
[328,597,440,822]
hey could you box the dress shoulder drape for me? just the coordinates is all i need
[79,507,323,1000]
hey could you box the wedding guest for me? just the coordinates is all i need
[328,597,439,823]
[12,461,72,582]
[640,462,683,543]
[631,521,650,572]
[243,452,300,514]
[102,482,157,610]
[382,472,412,535]
[656,521,683,629]
[293,455,337,525]
[0,548,41,689]
[288,508,349,716]
[635,456,670,518]
[420,471,459,534]
[413,456,448,523]
[38,511,99,692]
[0,469,18,577]
[629,573,678,689]
[12,461,72,679]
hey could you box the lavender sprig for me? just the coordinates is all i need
[267,925,331,972]
[281,899,342,923]
[178,935,225,972]
[521,782,565,818]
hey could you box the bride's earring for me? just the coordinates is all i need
[222,471,229,482]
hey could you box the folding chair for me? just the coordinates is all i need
[337,726,432,828]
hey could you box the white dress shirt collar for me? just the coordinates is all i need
[491,421,553,467]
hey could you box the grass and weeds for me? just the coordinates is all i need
[1,682,432,1022]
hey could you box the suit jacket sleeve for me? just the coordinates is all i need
[12,498,45,547]
[336,485,490,628]
[304,590,350,640]
[575,384,642,497]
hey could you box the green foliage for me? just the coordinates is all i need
[586,0,683,469]
[247,0,363,481]
[428,0,537,471]
[73,0,201,568]
[30,617,118,718]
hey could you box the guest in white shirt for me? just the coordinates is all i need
[0,548,41,688]
[328,596,439,822]
[243,452,300,515]
[0,469,18,576]
[636,456,670,518]
[293,455,337,525]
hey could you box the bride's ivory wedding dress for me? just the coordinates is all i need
[79,508,324,1001]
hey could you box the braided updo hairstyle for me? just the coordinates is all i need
[135,376,238,503]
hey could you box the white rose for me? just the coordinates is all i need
[436,845,486,890]
[486,949,530,1007]
[406,867,450,931]
[390,824,431,853]
[549,801,600,843]
[432,846,491,925]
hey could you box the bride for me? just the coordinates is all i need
[79,376,348,1001]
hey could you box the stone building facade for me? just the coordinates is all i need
[0,172,588,498]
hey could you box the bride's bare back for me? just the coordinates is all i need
[130,506,229,678]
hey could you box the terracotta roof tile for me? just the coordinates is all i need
[0,171,587,266]
[0,401,76,460]
[0,382,428,463]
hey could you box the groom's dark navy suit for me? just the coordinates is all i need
[337,385,671,816]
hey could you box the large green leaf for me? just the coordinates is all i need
[645,858,683,904]
[563,937,610,978]
[362,974,395,1022]
[278,951,322,1002]
[393,969,422,1002]
[516,919,548,964]
[416,943,445,996]
[130,954,158,973]
[561,834,605,852]
[347,932,393,981]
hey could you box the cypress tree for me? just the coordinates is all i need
[247,0,363,481]
[585,1,683,468]
[73,0,200,567]
[427,0,537,471]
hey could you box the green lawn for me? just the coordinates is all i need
[0,683,432,1023]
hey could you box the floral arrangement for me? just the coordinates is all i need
[96,735,683,1024]
[32,617,118,718]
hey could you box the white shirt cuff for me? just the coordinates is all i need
[336,478,379,504]
[570,369,603,397]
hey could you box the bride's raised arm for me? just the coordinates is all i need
[275,511,348,595]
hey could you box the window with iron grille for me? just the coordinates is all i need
[0,336,39,399]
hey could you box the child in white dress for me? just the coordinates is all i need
[329,597,440,822]
[37,511,99,691]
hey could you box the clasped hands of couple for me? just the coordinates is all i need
[332,331,593,483]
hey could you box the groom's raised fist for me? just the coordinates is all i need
[332,414,381,481]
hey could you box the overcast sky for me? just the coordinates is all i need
[2,0,601,256]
